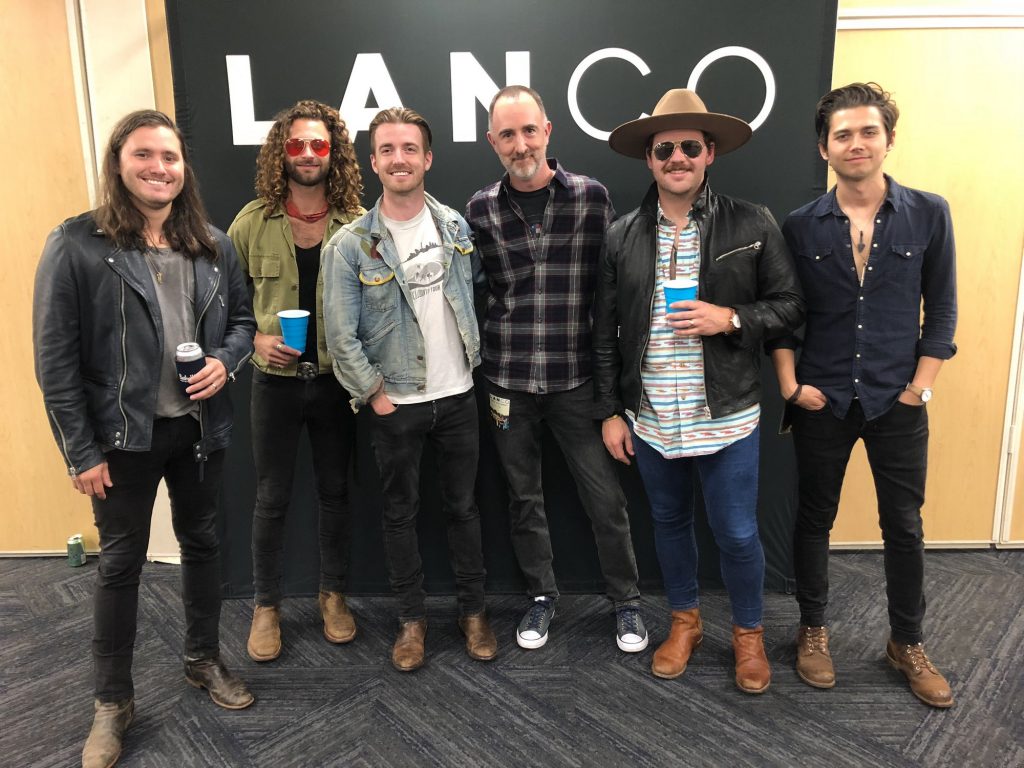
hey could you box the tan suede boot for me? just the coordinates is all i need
[733,625,771,694]
[458,612,498,661]
[391,619,427,672]
[319,591,356,644]
[651,608,703,679]
[82,698,134,768]
[886,639,954,708]
[247,605,281,662]
[796,625,835,689]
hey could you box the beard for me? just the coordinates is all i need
[286,158,329,187]
[502,152,542,182]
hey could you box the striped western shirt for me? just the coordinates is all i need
[466,159,614,393]
[632,207,759,458]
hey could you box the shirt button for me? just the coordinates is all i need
[815,256,820,261]
[856,353,861,358]
[859,296,864,300]
[857,324,863,329]
[872,243,878,249]
[854,378,860,383]
[868,266,873,271]
[905,251,912,257]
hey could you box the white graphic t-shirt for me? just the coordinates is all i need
[381,205,472,404]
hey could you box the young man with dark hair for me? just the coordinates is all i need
[322,106,496,672]
[466,85,645,653]
[772,82,957,708]
[34,110,256,767]
[229,100,365,662]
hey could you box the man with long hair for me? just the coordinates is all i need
[229,100,364,662]
[323,107,496,672]
[772,82,957,708]
[33,110,256,767]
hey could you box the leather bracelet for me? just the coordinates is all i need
[787,384,803,404]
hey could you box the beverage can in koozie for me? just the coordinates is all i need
[175,342,205,394]
[67,534,86,567]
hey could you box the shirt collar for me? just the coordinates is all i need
[499,157,564,196]
[817,173,904,218]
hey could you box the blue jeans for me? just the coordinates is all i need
[91,416,223,701]
[790,399,928,644]
[485,380,640,606]
[250,370,355,605]
[632,427,765,628]
[368,389,487,621]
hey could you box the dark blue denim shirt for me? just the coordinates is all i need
[777,175,957,420]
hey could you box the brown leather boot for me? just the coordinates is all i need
[733,625,771,694]
[651,608,703,679]
[458,612,498,661]
[319,591,356,644]
[184,656,255,710]
[246,605,281,662]
[82,698,134,768]
[391,619,427,672]
[886,639,954,708]
[796,625,835,689]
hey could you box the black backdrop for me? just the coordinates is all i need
[165,0,838,597]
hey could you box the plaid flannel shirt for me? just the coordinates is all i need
[466,159,614,393]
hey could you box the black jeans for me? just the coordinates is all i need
[485,380,639,606]
[368,389,486,621]
[92,416,223,702]
[791,399,929,644]
[250,370,355,605]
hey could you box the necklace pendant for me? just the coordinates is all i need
[155,271,163,284]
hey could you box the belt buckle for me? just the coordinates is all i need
[296,362,318,381]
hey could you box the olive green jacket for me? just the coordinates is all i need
[228,199,363,375]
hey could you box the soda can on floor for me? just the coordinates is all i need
[67,534,86,567]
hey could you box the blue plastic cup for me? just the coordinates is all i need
[663,278,698,311]
[277,309,310,354]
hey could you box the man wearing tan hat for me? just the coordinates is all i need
[593,89,803,692]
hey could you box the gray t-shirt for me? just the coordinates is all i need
[146,247,199,419]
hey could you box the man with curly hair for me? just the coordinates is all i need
[229,100,365,662]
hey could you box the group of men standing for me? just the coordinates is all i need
[33,79,957,768]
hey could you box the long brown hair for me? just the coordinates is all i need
[94,110,217,259]
[255,100,363,217]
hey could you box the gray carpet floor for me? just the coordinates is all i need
[1,551,1022,767]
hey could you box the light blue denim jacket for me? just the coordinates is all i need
[322,192,483,411]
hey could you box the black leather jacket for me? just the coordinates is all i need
[33,212,256,475]
[593,182,804,420]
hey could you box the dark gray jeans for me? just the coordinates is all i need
[368,388,487,621]
[484,380,640,607]
[250,370,355,606]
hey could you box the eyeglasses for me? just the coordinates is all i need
[650,140,708,162]
[284,138,331,157]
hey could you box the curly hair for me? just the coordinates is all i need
[255,100,363,217]
[815,82,899,146]
[95,110,217,259]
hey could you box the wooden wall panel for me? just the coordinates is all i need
[830,22,1024,544]
[2,0,96,551]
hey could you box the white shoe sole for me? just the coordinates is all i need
[617,634,650,653]
[517,631,549,650]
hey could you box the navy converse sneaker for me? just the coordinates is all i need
[516,597,556,649]
[616,606,649,652]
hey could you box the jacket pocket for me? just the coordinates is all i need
[249,253,281,278]
[359,264,398,311]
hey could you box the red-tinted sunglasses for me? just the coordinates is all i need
[284,138,331,157]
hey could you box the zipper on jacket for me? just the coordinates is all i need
[117,279,130,445]
[715,241,762,261]
[634,276,658,416]
[49,409,74,473]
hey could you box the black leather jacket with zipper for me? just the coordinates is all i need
[33,212,256,476]
[593,182,804,421]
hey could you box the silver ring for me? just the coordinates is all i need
[688,319,695,327]
[275,343,283,351]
